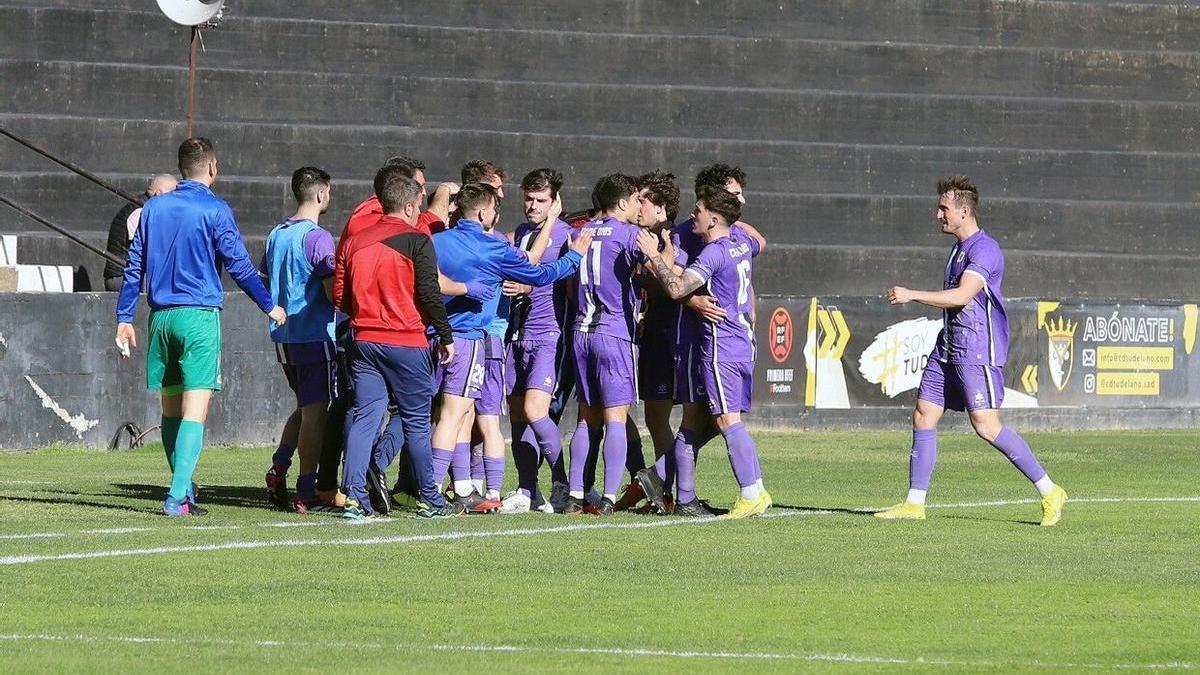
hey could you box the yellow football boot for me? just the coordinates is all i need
[719,492,770,520]
[873,502,926,520]
[1039,485,1068,526]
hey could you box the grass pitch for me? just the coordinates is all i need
[0,429,1197,672]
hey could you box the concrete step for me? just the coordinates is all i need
[5,0,1200,52]
[12,228,1194,302]
[4,172,1200,257]
[5,6,1200,102]
[3,114,1199,206]
[4,59,1198,155]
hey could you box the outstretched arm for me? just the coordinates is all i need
[888,274,983,309]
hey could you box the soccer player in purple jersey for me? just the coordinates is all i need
[636,165,765,515]
[876,175,1067,525]
[565,174,645,516]
[499,169,576,514]
[610,171,681,511]
[261,167,339,514]
[638,187,771,519]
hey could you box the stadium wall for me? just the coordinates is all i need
[1,292,1196,451]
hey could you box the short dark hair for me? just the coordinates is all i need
[374,165,422,214]
[177,137,215,178]
[455,182,499,215]
[384,155,426,175]
[639,170,680,223]
[521,168,564,199]
[698,188,742,227]
[937,174,979,214]
[290,166,331,203]
[591,173,639,212]
[461,159,505,185]
[694,163,747,199]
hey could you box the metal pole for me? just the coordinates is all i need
[187,26,199,138]
[0,126,142,207]
[0,194,126,267]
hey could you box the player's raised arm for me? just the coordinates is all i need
[496,227,588,287]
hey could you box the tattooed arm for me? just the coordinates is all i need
[636,229,705,300]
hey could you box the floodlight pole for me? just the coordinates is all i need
[186,26,199,138]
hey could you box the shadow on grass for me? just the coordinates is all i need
[109,483,268,509]
[773,503,876,517]
[0,493,154,515]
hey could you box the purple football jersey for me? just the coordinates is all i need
[670,219,749,353]
[572,215,643,341]
[929,229,1009,366]
[686,231,760,363]
[508,218,572,342]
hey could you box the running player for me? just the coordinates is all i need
[115,137,287,516]
[261,167,339,513]
[876,175,1068,525]
[638,187,770,518]
[431,183,590,511]
[565,174,645,516]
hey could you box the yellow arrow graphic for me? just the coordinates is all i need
[1021,364,1038,395]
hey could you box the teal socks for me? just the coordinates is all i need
[161,415,182,471]
[168,420,205,501]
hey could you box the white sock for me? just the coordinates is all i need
[1034,475,1055,496]
[471,478,485,495]
[569,490,584,500]
[740,484,761,500]
[486,489,499,500]
[454,480,475,497]
[755,478,764,490]
[906,489,927,506]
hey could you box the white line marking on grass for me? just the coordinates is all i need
[0,480,55,485]
[0,633,1191,670]
[0,510,833,566]
[82,528,151,534]
[0,532,65,541]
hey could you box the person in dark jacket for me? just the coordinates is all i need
[102,174,177,292]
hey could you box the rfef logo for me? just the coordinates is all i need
[769,307,793,363]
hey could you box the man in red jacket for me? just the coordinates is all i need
[334,165,457,520]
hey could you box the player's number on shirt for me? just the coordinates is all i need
[579,241,604,285]
[736,260,752,304]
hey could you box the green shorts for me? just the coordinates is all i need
[146,307,222,395]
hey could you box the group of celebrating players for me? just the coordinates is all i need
[114,137,1068,527]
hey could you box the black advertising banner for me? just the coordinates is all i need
[752,296,1196,411]
[1035,302,1200,407]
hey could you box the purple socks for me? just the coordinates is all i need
[431,447,453,485]
[568,422,592,493]
[673,428,699,503]
[512,422,539,498]
[723,422,758,488]
[990,427,1047,484]
[909,428,938,490]
[602,421,627,497]
[483,456,505,495]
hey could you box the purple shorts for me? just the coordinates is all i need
[280,360,340,407]
[917,358,1005,412]
[476,334,509,416]
[638,334,674,401]
[572,332,638,408]
[701,360,753,416]
[507,339,561,395]
[434,336,485,400]
[673,346,707,405]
